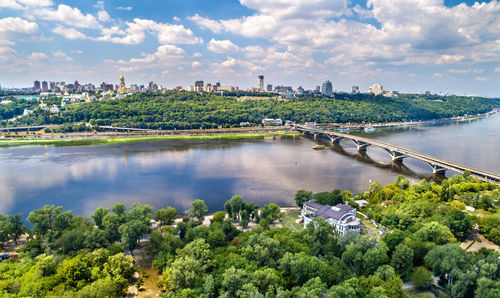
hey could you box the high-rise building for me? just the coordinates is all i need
[194,80,204,92]
[258,75,264,91]
[41,81,48,92]
[33,80,41,91]
[266,84,273,92]
[368,83,383,96]
[314,85,320,93]
[296,86,304,94]
[351,86,360,94]
[49,81,56,91]
[321,80,333,96]
[148,81,158,91]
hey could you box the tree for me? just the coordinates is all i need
[228,195,243,220]
[295,190,313,207]
[155,207,177,226]
[222,267,247,297]
[92,207,109,229]
[411,266,432,289]
[189,200,208,221]
[7,214,25,244]
[413,221,456,245]
[444,209,472,241]
[391,243,414,280]
[120,220,148,255]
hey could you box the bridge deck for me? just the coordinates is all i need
[295,125,500,184]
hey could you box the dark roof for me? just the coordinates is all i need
[304,201,354,221]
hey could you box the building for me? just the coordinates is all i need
[258,75,264,91]
[351,86,360,94]
[266,84,273,92]
[296,86,304,95]
[41,81,48,92]
[33,80,41,91]
[262,118,283,126]
[321,80,333,96]
[301,201,361,235]
[148,81,158,91]
[193,80,204,92]
[368,83,383,96]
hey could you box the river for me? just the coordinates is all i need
[0,113,498,217]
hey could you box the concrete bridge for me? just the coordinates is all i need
[295,125,500,185]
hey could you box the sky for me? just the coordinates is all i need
[0,0,499,96]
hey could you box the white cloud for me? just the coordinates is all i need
[71,49,83,54]
[117,6,132,11]
[52,49,72,61]
[436,54,465,64]
[495,67,500,72]
[0,46,16,61]
[27,51,48,62]
[212,56,262,73]
[191,61,201,68]
[97,18,202,45]
[192,52,202,58]
[98,10,110,22]
[188,13,223,33]
[475,76,489,81]
[173,16,180,22]
[0,0,52,9]
[207,39,240,54]
[125,45,185,67]
[240,0,351,19]
[52,26,87,39]
[432,72,443,78]
[34,4,100,28]
[0,17,39,36]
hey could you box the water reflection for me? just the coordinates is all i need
[0,114,498,217]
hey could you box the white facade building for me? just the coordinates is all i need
[301,201,361,235]
[369,83,384,95]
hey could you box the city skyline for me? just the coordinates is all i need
[1,0,500,96]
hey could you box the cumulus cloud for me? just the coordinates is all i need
[0,0,52,9]
[191,61,201,68]
[52,49,72,61]
[34,4,100,28]
[117,6,132,11]
[188,13,223,33]
[0,17,39,35]
[207,39,240,54]
[52,26,87,39]
[98,10,110,22]
[97,18,202,45]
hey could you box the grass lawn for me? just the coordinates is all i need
[280,211,304,232]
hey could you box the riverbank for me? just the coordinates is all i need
[0,131,301,147]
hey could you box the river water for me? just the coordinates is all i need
[0,113,498,217]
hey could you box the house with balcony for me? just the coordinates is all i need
[301,201,361,235]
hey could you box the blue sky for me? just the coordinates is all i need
[0,0,499,96]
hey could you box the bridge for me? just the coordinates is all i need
[294,125,500,185]
[0,126,47,132]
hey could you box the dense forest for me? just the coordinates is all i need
[0,173,499,297]
[1,92,498,129]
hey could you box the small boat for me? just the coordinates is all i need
[313,145,326,150]
[364,127,375,133]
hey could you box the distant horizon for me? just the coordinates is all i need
[1,0,499,96]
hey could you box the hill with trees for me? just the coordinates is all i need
[1,92,498,130]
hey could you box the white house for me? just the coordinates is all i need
[301,201,361,235]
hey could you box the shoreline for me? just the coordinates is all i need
[0,109,496,147]
[0,131,302,147]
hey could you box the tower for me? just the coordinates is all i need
[258,75,264,91]
[120,74,126,89]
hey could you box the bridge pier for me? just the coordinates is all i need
[430,164,446,175]
[352,140,370,151]
[384,149,406,163]
[327,134,343,144]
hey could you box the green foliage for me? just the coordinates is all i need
[155,207,177,226]
[6,92,499,129]
[295,190,313,207]
[479,214,500,245]
[411,266,432,288]
[189,200,208,221]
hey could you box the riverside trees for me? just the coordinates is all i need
[0,174,499,297]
